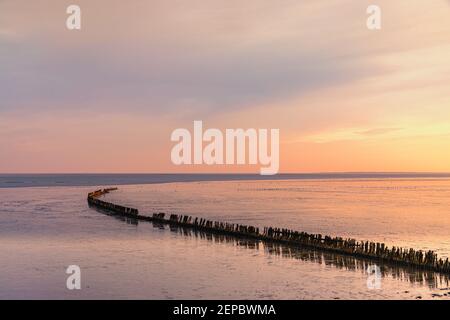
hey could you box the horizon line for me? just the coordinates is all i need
[2,172,450,175]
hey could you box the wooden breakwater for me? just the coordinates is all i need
[87,188,450,275]
[87,188,139,218]
[168,225,450,289]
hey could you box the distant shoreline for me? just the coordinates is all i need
[2,172,450,188]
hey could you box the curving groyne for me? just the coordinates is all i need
[87,188,450,275]
[87,188,139,218]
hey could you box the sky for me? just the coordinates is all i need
[1,0,450,173]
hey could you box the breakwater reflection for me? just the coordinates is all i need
[160,222,450,290]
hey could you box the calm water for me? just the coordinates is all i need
[1,177,450,299]
[3,173,450,188]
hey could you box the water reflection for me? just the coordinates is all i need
[90,206,139,225]
[156,222,450,290]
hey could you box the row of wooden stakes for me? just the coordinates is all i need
[88,188,450,274]
[87,188,139,216]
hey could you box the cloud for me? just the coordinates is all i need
[0,0,380,117]
[355,128,402,136]
[2,0,450,172]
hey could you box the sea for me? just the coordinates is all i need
[1,173,450,299]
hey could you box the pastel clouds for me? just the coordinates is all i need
[1,0,450,172]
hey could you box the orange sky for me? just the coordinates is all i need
[1,0,450,173]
